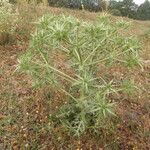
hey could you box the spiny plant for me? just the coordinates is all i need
[17,13,141,136]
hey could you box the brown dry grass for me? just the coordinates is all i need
[0,4,150,150]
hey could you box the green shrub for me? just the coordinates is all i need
[0,0,18,44]
[0,0,18,33]
[18,13,141,136]
[110,9,122,16]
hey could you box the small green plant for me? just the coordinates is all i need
[121,79,137,95]
[17,14,141,136]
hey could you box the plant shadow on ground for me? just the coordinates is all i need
[0,4,150,150]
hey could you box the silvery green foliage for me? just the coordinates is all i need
[18,14,141,136]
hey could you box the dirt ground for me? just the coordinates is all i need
[0,5,150,150]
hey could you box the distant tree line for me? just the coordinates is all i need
[8,0,150,20]
[47,0,108,12]
[47,0,150,20]
[8,0,108,11]
[48,0,150,20]
[109,0,150,20]
[46,0,150,20]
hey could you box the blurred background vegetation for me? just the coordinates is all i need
[7,0,150,20]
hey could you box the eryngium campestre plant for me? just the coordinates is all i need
[18,13,141,136]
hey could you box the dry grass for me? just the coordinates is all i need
[0,4,150,149]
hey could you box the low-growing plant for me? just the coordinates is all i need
[121,79,137,95]
[17,13,141,136]
[142,28,150,40]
